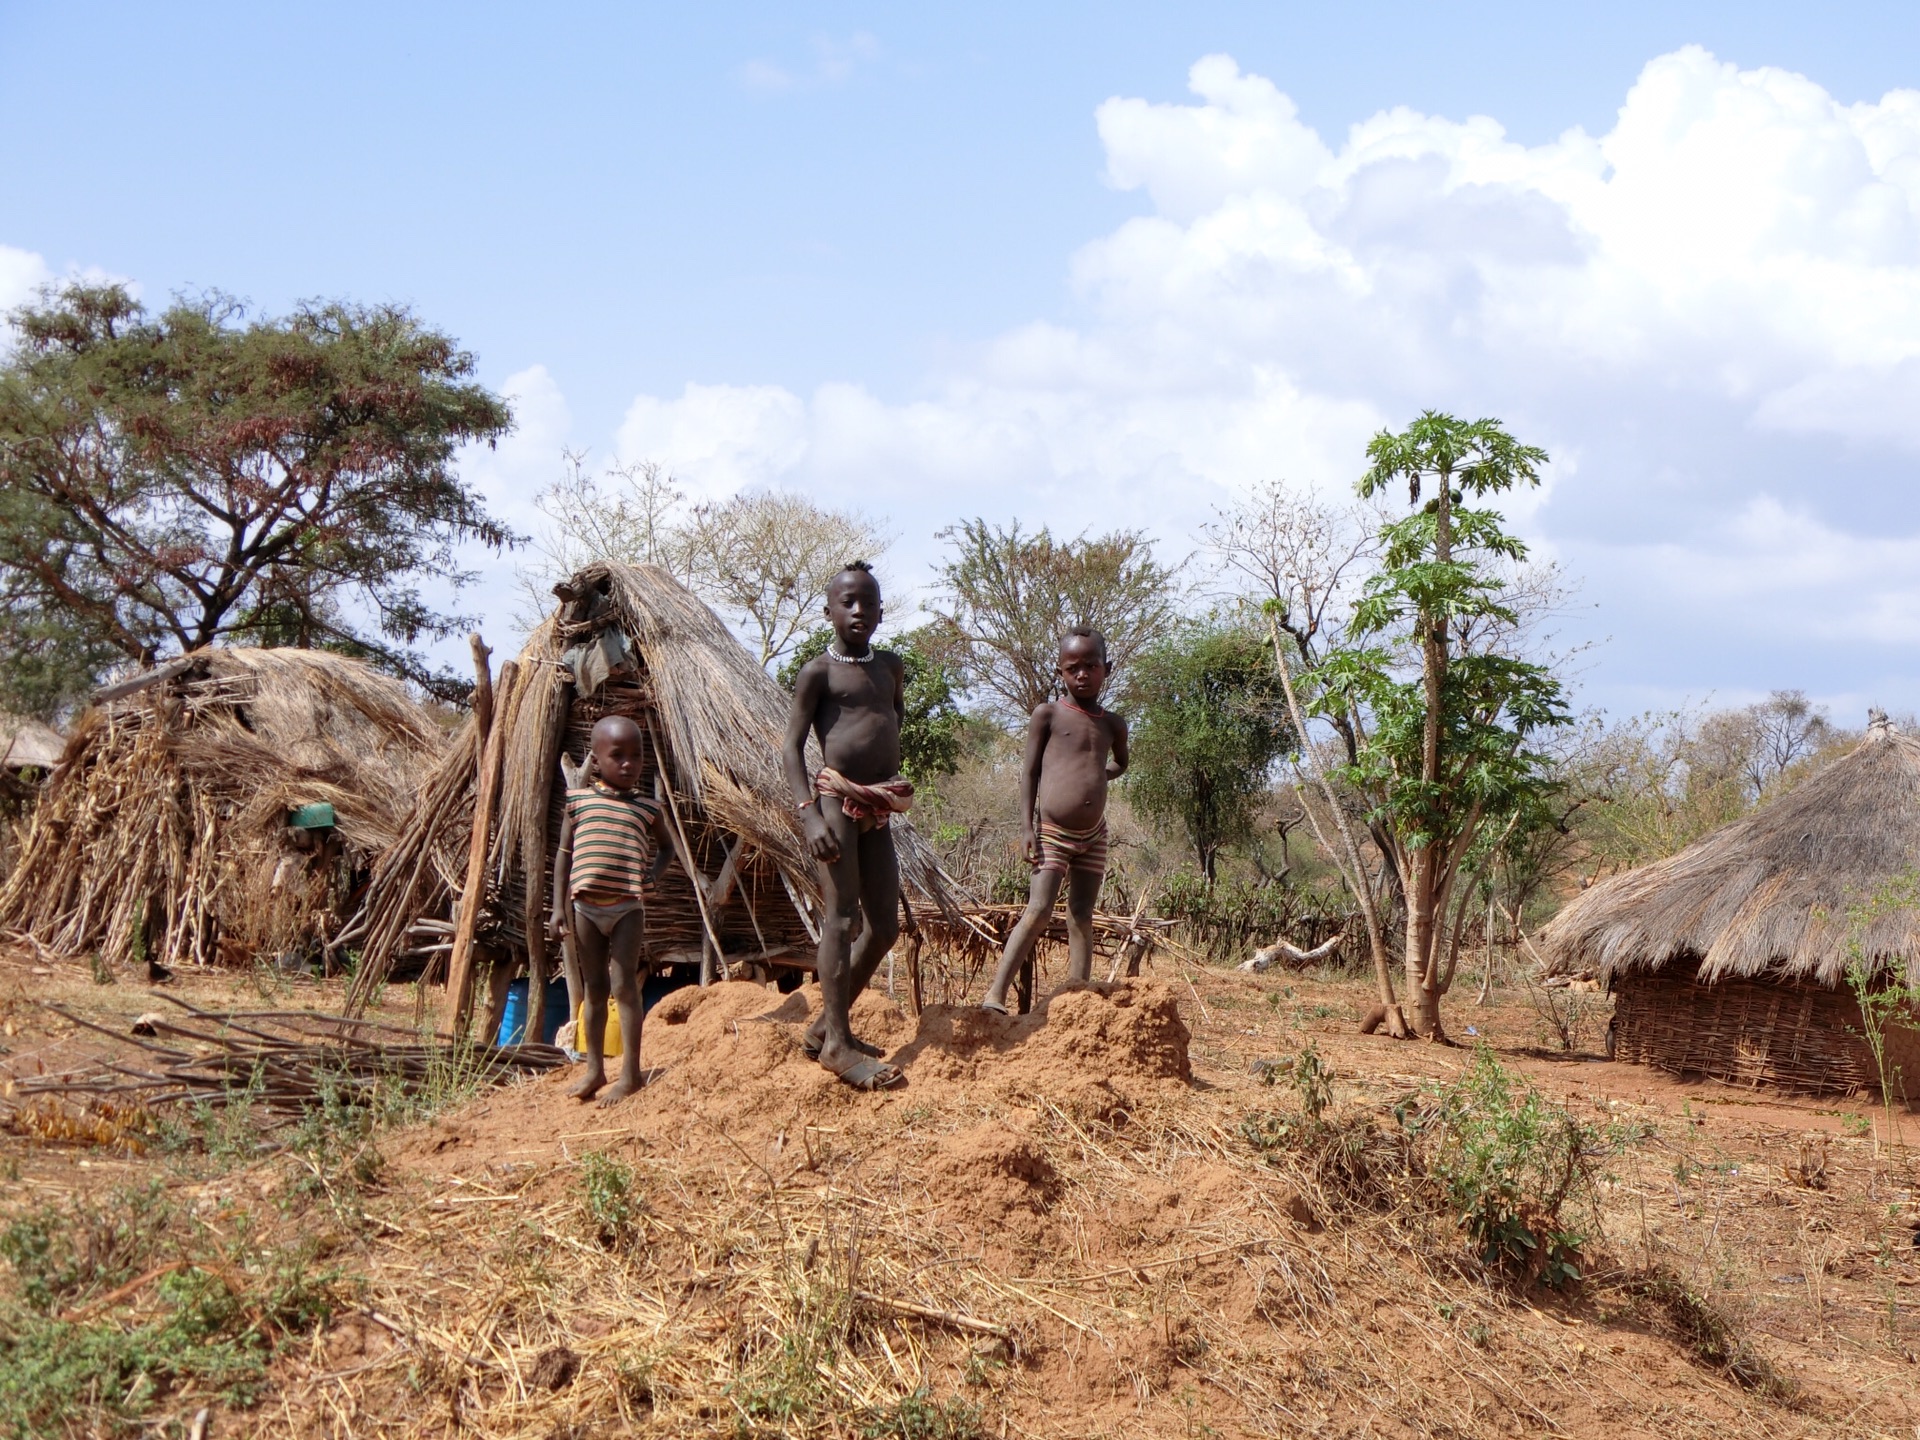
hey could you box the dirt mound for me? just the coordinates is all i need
[929,1119,1063,1221]
[387,978,1190,1180]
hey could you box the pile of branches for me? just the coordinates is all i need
[908,901,1173,1006]
[8,993,562,1128]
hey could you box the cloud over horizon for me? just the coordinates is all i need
[13,47,1920,720]
[571,45,1920,718]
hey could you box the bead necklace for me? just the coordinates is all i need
[826,644,873,665]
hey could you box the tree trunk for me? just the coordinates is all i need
[1405,468,1452,1040]
[1267,618,1409,1037]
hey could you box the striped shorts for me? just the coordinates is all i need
[1035,817,1109,878]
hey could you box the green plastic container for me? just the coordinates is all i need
[288,802,337,830]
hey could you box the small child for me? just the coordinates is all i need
[980,628,1129,1013]
[548,715,677,1105]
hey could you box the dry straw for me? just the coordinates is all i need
[0,649,443,971]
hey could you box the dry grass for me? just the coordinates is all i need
[7,948,1920,1438]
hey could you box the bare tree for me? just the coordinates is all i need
[931,518,1181,716]
[1693,689,1835,803]
[1199,481,1380,672]
[679,492,891,666]
[517,451,690,624]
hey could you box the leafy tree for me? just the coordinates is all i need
[0,283,515,706]
[930,518,1180,716]
[1314,412,1570,1039]
[781,625,968,785]
[1128,621,1294,882]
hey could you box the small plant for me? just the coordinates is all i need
[1417,1046,1597,1287]
[858,1389,982,1440]
[0,1183,343,1434]
[1259,1041,1334,1122]
[1842,1112,1872,1139]
[579,1150,646,1251]
[1624,1267,1792,1398]
[1836,873,1920,1155]
[730,1264,854,1429]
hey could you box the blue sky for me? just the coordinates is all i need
[6,3,1920,720]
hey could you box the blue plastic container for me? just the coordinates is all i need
[497,977,571,1047]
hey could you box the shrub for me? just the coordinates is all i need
[1415,1046,1596,1287]
[579,1151,646,1251]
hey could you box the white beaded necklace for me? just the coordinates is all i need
[826,644,873,664]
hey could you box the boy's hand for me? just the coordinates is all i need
[1022,828,1040,865]
[802,808,840,863]
[546,908,568,943]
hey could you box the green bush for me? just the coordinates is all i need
[579,1151,646,1251]
[0,1184,341,1436]
[1416,1046,1596,1287]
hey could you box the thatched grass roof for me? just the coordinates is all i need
[527,562,955,905]
[0,647,445,968]
[345,563,964,1008]
[0,714,62,772]
[1542,714,1920,989]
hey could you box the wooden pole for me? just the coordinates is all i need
[468,635,495,737]
[443,661,520,1039]
[523,667,571,1046]
[643,714,729,984]
[899,891,924,1015]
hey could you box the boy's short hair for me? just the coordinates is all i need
[1061,626,1109,662]
[833,560,881,596]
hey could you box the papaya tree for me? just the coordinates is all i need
[1314,412,1570,1039]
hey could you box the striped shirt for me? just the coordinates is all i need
[565,783,663,903]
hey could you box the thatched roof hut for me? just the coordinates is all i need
[0,649,445,970]
[1542,712,1920,1094]
[343,563,962,1025]
[0,714,62,774]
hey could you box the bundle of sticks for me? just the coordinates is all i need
[13,992,563,1125]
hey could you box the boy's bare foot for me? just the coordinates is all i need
[595,1077,641,1107]
[568,1070,607,1102]
[978,996,1010,1015]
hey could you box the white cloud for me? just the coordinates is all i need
[592,48,1920,708]
[0,244,51,313]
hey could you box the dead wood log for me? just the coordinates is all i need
[1238,935,1344,973]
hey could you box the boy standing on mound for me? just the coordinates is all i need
[980,627,1128,1014]
[549,715,677,1106]
[783,562,911,1090]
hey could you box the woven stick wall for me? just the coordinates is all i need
[1611,970,1883,1095]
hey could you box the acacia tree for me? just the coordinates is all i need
[931,518,1180,716]
[1127,622,1293,882]
[0,283,515,706]
[1316,412,1569,1039]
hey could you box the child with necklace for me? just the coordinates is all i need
[782,561,912,1089]
[980,627,1129,1014]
